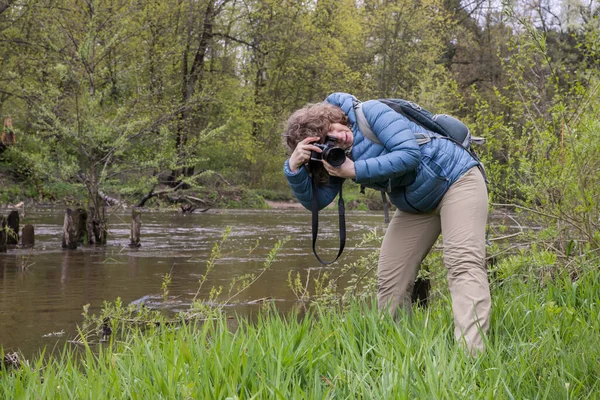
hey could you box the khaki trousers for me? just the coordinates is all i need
[378,167,491,353]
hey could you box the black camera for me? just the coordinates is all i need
[310,137,346,167]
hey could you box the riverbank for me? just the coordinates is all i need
[0,180,376,212]
[2,259,599,398]
[0,158,382,212]
[265,200,305,209]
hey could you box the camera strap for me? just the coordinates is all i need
[311,178,346,265]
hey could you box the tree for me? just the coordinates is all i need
[2,0,192,242]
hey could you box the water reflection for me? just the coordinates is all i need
[0,207,385,357]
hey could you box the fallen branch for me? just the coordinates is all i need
[183,195,210,204]
[2,352,23,371]
[136,181,186,207]
[167,194,211,206]
[99,191,121,206]
[491,202,559,220]
[489,232,524,241]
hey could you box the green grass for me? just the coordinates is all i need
[2,263,599,399]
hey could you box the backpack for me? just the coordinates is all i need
[353,99,486,222]
[354,99,485,149]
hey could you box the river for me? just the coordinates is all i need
[0,206,387,357]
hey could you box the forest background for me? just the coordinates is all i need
[0,0,599,251]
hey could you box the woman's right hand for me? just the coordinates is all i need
[289,137,322,172]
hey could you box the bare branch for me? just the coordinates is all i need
[212,32,266,53]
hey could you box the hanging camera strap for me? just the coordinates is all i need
[312,178,346,265]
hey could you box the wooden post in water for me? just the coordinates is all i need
[0,217,7,253]
[129,208,141,248]
[21,224,34,249]
[6,210,19,245]
[61,208,78,249]
[73,208,88,244]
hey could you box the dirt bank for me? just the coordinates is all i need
[266,200,305,209]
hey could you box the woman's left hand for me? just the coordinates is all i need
[323,157,356,179]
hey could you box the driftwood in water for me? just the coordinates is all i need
[21,224,34,248]
[73,208,87,244]
[2,352,22,372]
[62,208,78,249]
[180,204,197,213]
[0,217,6,252]
[129,208,141,248]
[168,194,211,214]
[6,210,19,245]
[136,181,185,207]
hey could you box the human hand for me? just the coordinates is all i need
[289,137,321,172]
[323,157,356,179]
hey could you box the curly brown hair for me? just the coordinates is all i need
[283,103,349,185]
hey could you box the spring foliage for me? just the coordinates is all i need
[0,0,596,218]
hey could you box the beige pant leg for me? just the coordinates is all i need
[378,208,440,317]
[438,167,490,353]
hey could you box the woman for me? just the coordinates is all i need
[283,92,491,354]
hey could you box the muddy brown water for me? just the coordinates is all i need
[0,207,387,357]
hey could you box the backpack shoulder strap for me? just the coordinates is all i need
[354,101,381,145]
[380,99,449,137]
[354,100,432,146]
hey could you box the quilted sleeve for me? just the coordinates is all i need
[326,92,357,115]
[284,159,344,211]
[353,100,421,184]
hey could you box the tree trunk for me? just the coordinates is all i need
[86,205,107,245]
[86,206,97,245]
[73,208,88,244]
[92,205,107,245]
[0,1,16,16]
[87,187,108,245]
[171,1,218,185]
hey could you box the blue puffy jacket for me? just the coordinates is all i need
[284,92,480,213]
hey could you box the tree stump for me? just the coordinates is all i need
[61,209,78,249]
[73,208,88,244]
[0,217,7,253]
[6,210,19,245]
[21,224,34,249]
[129,208,141,248]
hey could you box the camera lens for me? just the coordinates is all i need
[323,147,346,167]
